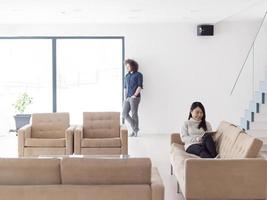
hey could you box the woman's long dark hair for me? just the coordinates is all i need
[188,102,207,131]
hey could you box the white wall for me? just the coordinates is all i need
[1,6,267,134]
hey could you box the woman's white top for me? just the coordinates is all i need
[180,118,212,150]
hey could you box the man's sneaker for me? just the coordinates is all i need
[134,131,139,137]
[130,132,135,137]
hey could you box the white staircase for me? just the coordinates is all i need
[241,83,267,152]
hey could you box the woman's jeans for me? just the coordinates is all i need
[186,134,217,158]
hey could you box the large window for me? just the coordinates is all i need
[0,37,124,133]
[0,39,52,133]
[57,39,123,124]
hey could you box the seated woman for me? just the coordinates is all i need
[181,101,217,158]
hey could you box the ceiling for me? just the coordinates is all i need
[0,0,265,24]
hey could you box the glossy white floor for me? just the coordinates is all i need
[0,133,266,200]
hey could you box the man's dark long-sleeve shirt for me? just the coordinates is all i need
[124,72,143,98]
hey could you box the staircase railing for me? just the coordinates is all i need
[230,11,267,95]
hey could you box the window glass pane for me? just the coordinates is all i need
[0,39,52,133]
[57,39,123,125]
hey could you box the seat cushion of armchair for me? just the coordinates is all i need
[81,138,121,148]
[25,138,66,147]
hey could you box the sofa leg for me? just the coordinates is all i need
[171,164,173,175]
[177,181,180,193]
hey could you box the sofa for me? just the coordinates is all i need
[170,121,267,200]
[74,112,128,155]
[18,112,74,157]
[0,157,164,200]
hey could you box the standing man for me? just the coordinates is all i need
[122,59,143,137]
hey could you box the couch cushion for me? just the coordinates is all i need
[24,148,66,156]
[25,138,66,147]
[0,158,61,185]
[61,157,151,185]
[0,185,151,200]
[215,121,242,158]
[170,143,199,164]
[231,132,263,158]
[81,148,122,155]
[81,138,121,148]
[31,113,69,138]
[83,112,120,138]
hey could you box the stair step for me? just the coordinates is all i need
[254,113,267,121]
[253,91,264,104]
[244,109,252,121]
[259,81,267,93]
[250,121,267,129]
[240,117,248,130]
[249,100,258,112]
[259,104,267,113]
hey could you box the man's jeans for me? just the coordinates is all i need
[122,97,141,134]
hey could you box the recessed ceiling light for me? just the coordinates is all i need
[60,11,66,15]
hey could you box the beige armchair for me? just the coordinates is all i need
[74,112,128,155]
[18,112,74,157]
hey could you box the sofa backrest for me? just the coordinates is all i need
[83,112,120,138]
[31,112,69,138]
[232,132,263,158]
[60,157,151,185]
[215,121,242,158]
[0,158,61,185]
[215,121,263,158]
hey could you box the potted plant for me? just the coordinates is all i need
[13,92,33,131]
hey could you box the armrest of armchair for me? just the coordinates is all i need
[74,125,83,154]
[18,124,32,157]
[151,167,164,200]
[120,126,128,155]
[65,126,75,155]
[171,133,184,145]
[184,158,267,199]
